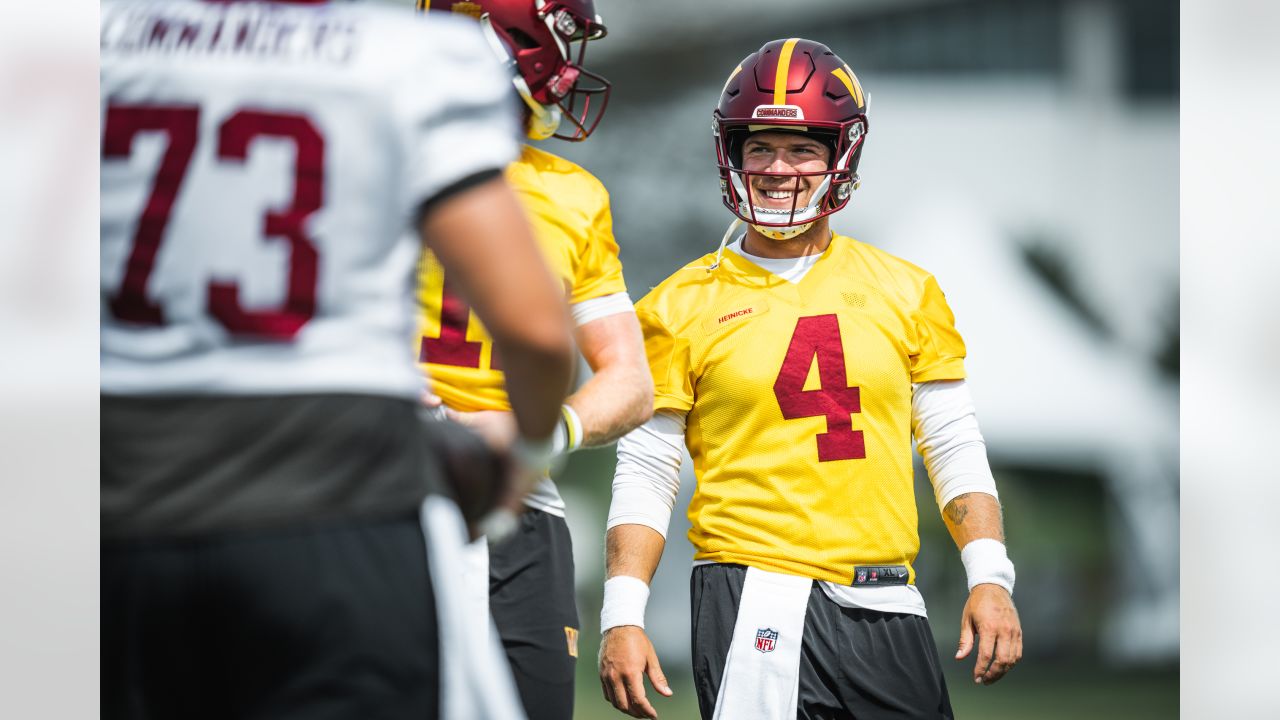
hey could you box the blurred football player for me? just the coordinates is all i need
[100,1,573,718]
[597,39,1023,719]
[416,2,652,718]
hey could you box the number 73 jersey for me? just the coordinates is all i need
[100,2,517,398]
[636,234,967,586]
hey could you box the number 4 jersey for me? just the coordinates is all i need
[100,0,518,398]
[637,234,966,585]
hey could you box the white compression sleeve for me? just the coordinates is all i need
[606,409,686,538]
[912,380,999,509]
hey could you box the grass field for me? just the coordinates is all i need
[573,661,1178,719]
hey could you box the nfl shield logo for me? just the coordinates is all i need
[755,628,778,653]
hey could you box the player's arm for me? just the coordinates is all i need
[601,524,667,720]
[914,380,1023,686]
[456,297,652,453]
[568,300,654,448]
[599,410,684,719]
[399,16,570,449]
[420,174,573,450]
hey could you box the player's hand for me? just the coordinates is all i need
[420,390,448,421]
[445,409,541,537]
[421,416,510,540]
[599,625,672,719]
[955,583,1022,685]
[445,408,519,450]
[446,409,532,490]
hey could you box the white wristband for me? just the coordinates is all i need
[551,404,583,455]
[960,538,1016,594]
[600,575,650,633]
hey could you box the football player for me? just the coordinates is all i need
[597,39,1023,719]
[100,1,573,718]
[416,2,652,720]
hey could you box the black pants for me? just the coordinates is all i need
[102,515,440,720]
[692,564,953,720]
[488,508,580,720]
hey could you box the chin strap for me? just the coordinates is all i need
[752,221,813,241]
[695,218,744,273]
[479,15,563,140]
[518,83,562,140]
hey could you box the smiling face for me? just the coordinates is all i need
[739,130,833,212]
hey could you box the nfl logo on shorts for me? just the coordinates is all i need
[755,628,778,653]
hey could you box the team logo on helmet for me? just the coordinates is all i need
[752,105,804,120]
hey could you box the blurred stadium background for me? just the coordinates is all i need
[540,0,1181,717]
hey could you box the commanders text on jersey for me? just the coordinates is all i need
[102,4,356,64]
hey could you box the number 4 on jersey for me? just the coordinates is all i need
[773,314,866,462]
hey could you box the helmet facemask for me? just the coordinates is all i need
[480,1,610,142]
[423,0,611,141]
[715,120,865,240]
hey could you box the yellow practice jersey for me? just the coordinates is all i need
[416,145,627,410]
[637,235,966,585]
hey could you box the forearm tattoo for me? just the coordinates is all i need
[943,492,1006,541]
[944,497,970,527]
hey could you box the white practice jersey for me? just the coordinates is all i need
[101,0,519,398]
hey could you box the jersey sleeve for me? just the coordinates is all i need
[910,275,967,382]
[568,188,627,304]
[517,191,577,290]
[637,307,694,415]
[393,18,520,216]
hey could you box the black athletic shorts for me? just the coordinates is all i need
[691,563,953,720]
[487,508,580,720]
[102,514,440,720]
[102,394,450,719]
[101,394,444,538]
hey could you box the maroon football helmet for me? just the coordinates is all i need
[714,38,868,238]
[421,0,611,141]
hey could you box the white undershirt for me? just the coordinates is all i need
[728,237,822,283]
[607,379,999,618]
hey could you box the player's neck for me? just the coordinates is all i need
[741,220,832,260]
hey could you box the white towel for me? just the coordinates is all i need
[459,536,491,647]
[420,496,526,720]
[712,566,813,720]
